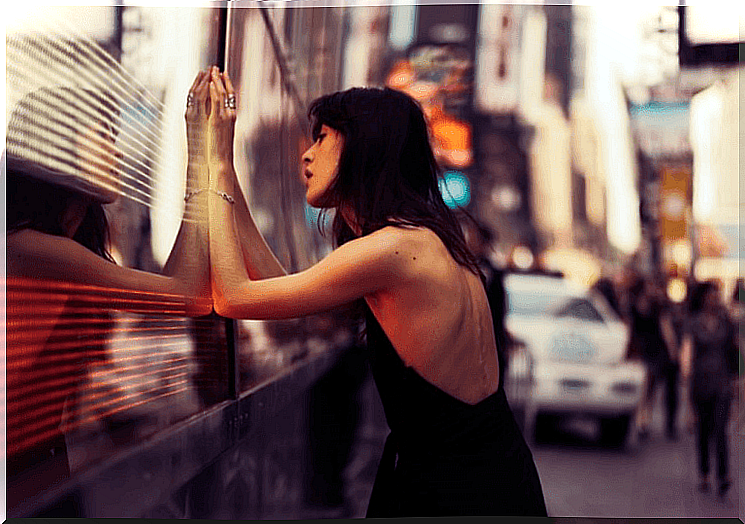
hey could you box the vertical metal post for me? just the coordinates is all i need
[214,2,240,399]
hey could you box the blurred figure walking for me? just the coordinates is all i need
[628,278,679,440]
[681,280,739,498]
[728,279,744,433]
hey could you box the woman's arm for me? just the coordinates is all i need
[227,162,287,279]
[7,72,212,316]
[206,68,401,319]
[680,333,694,380]
[207,70,286,280]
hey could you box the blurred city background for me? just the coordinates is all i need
[3,0,743,520]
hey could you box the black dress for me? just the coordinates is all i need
[364,308,548,518]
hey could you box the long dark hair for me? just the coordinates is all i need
[6,163,114,262]
[307,87,480,276]
[6,85,119,262]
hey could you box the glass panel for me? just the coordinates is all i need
[5,5,229,512]
[226,5,357,393]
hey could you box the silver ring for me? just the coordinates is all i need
[225,94,236,109]
[186,93,195,107]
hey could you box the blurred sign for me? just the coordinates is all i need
[629,101,691,158]
[386,44,474,169]
[439,170,471,208]
[474,4,523,114]
[658,164,690,241]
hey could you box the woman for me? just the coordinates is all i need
[681,281,739,498]
[204,67,547,517]
[5,72,212,515]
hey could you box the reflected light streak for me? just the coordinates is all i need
[7,33,165,162]
[5,277,212,313]
[5,21,189,211]
[7,386,188,455]
[8,367,189,420]
[7,336,195,372]
[6,80,161,209]
[7,323,211,344]
[6,60,163,191]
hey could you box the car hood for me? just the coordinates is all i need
[506,315,629,365]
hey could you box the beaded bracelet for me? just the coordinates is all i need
[184,188,235,204]
[184,188,206,202]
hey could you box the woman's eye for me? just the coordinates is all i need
[318,133,326,143]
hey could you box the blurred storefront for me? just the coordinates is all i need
[627,81,696,296]
[689,66,742,300]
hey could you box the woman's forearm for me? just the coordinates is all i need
[209,164,251,314]
[229,167,287,279]
[162,189,212,315]
[161,114,212,315]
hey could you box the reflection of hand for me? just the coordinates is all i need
[207,66,237,174]
[186,71,210,157]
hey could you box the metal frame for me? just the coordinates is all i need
[9,344,346,518]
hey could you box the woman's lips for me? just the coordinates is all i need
[304,168,313,179]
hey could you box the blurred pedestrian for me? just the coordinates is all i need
[628,278,678,440]
[462,220,510,389]
[728,279,744,432]
[681,280,739,497]
[592,276,622,318]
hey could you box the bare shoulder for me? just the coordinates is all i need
[7,229,98,278]
[365,225,442,254]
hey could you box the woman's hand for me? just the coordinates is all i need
[207,66,237,177]
[185,70,210,159]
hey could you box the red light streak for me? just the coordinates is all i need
[7,371,189,435]
[8,355,190,405]
[7,385,189,455]
[7,324,213,344]
[7,334,205,371]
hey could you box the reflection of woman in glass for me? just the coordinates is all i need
[5,73,211,516]
[206,67,547,517]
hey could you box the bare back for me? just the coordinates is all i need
[363,226,500,405]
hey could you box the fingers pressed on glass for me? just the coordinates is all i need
[222,72,234,95]
[209,81,221,116]
[189,71,202,92]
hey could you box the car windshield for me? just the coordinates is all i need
[506,288,570,317]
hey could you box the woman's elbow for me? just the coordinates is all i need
[184,295,214,317]
[212,290,240,319]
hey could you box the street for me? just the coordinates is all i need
[532,388,741,518]
[318,378,742,520]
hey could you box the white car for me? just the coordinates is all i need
[504,272,646,447]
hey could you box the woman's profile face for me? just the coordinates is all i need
[301,124,344,207]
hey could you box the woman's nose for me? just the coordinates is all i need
[302,147,312,163]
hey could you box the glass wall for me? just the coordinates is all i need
[5,6,230,511]
[225,5,358,392]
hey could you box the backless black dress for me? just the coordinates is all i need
[364,308,548,517]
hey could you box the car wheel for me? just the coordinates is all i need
[599,414,631,448]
